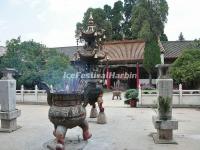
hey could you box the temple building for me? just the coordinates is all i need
[54,40,192,89]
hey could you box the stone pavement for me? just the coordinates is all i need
[0,92,200,150]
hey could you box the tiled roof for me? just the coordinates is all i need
[161,41,193,58]
[102,40,145,63]
[53,40,145,63]
[53,40,194,62]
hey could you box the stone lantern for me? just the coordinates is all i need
[152,64,178,144]
[0,68,21,132]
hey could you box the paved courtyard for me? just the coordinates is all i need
[0,92,200,150]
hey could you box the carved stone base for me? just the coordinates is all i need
[97,112,107,124]
[0,125,21,133]
[152,116,178,144]
[152,133,177,144]
[0,109,21,133]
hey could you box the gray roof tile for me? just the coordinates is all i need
[161,41,193,58]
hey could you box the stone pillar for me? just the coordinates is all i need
[157,78,173,120]
[21,85,24,102]
[152,64,178,144]
[0,68,21,132]
[35,85,38,102]
[179,84,182,105]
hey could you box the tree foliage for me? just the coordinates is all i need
[131,0,168,85]
[78,7,113,40]
[0,37,72,89]
[160,33,168,41]
[131,0,168,41]
[170,44,200,89]
[178,32,185,41]
[79,1,124,41]
[110,0,124,40]
[77,0,168,42]
[143,40,161,84]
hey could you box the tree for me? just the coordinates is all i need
[111,0,124,40]
[42,51,74,89]
[178,32,185,41]
[131,0,168,85]
[123,0,136,39]
[131,0,168,41]
[143,40,161,85]
[104,4,112,20]
[160,33,168,41]
[170,48,200,89]
[77,1,124,41]
[78,7,113,40]
[124,0,136,22]
[0,37,71,89]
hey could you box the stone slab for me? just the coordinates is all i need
[42,138,88,150]
[0,125,21,133]
[152,116,178,130]
[0,80,16,111]
[0,109,21,120]
[152,133,177,144]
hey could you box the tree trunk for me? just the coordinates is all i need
[149,73,152,86]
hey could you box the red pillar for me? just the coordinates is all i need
[106,67,111,89]
[136,62,140,89]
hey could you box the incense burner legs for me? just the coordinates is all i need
[48,99,92,149]
[90,104,98,118]
[79,120,92,140]
[53,120,92,150]
[88,95,107,124]
[97,96,107,124]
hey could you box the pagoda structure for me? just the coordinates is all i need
[75,12,106,73]
[75,12,107,124]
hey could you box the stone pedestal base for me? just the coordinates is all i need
[152,133,177,144]
[0,125,21,133]
[152,116,178,144]
[97,112,107,124]
[0,109,21,133]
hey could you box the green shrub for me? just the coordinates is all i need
[158,96,171,113]
[124,89,138,100]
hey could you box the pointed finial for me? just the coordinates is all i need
[89,12,93,20]
[87,12,95,32]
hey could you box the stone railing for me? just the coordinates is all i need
[12,84,200,107]
[138,84,200,107]
[16,85,47,104]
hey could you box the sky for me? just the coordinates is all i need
[0,0,200,47]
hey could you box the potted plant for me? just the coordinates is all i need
[124,89,139,107]
[158,96,171,120]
